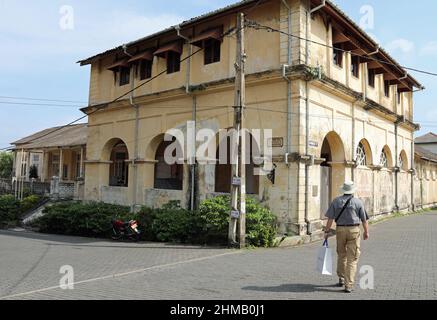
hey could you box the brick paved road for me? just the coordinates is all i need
[1,211,437,300]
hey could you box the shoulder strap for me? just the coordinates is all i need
[335,196,354,223]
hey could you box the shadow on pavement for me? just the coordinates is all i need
[242,283,341,293]
[0,230,227,250]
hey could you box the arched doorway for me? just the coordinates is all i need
[215,132,259,195]
[154,138,184,190]
[320,132,346,218]
[101,139,129,187]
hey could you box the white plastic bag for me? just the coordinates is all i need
[316,239,333,276]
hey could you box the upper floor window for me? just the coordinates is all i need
[384,80,390,98]
[351,56,360,78]
[204,38,221,65]
[140,60,152,80]
[368,69,376,88]
[119,66,130,86]
[397,91,402,105]
[167,51,181,74]
[191,27,223,66]
[333,44,343,68]
[356,142,367,166]
[380,150,388,168]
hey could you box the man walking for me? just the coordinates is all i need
[324,181,370,293]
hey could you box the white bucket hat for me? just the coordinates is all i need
[340,181,357,195]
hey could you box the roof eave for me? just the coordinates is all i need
[77,0,262,66]
[314,0,423,89]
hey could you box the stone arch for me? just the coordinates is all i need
[319,131,346,217]
[214,129,260,195]
[101,138,130,187]
[320,131,346,164]
[101,138,131,161]
[380,145,394,168]
[399,150,409,171]
[356,138,373,166]
[146,133,184,191]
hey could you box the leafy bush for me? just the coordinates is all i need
[198,196,230,244]
[30,197,278,247]
[0,152,13,179]
[0,195,21,226]
[150,201,204,243]
[33,202,131,237]
[20,195,41,214]
[199,195,278,247]
[245,198,278,247]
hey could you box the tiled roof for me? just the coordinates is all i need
[415,145,437,162]
[415,132,437,144]
[11,124,87,150]
[77,0,259,66]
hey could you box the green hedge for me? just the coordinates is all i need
[0,195,21,227]
[0,194,42,228]
[31,196,278,247]
[199,195,278,247]
[33,202,131,237]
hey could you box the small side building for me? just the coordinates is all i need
[10,124,87,199]
[414,133,437,209]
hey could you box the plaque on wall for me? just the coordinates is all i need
[268,137,284,148]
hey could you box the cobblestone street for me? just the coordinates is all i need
[1,211,437,300]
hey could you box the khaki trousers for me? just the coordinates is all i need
[336,226,361,289]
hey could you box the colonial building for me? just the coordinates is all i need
[414,133,437,209]
[78,0,424,236]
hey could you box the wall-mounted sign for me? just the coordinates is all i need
[231,210,240,219]
[309,140,319,148]
[268,137,284,148]
[232,176,241,186]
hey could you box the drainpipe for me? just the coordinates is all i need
[304,0,323,235]
[367,45,380,56]
[281,0,293,234]
[175,25,197,211]
[304,80,311,235]
[123,45,139,212]
[411,140,415,211]
[302,0,326,235]
[394,120,399,212]
[175,25,192,95]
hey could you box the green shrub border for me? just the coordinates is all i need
[29,196,278,247]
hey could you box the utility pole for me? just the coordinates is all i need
[229,12,246,249]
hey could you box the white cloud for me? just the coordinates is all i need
[420,41,437,56]
[385,38,415,55]
[0,2,185,72]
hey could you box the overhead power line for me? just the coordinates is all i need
[0,96,87,104]
[0,101,81,108]
[245,19,437,78]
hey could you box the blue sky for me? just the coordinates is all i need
[1,0,436,149]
